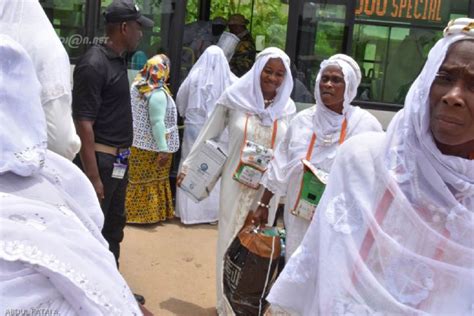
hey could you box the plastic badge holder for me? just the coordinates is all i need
[233,140,273,189]
[291,159,328,221]
[180,140,227,202]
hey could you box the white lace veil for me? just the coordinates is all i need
[267,18,474,315]
[176,45,237,121]
[216,47,296,126]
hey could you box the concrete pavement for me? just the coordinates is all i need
[120,219,218,315]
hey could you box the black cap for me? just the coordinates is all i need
[103,0,154,28]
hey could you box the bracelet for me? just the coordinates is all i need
[257,201,270,209]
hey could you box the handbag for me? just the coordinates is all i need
[223,213,283,316]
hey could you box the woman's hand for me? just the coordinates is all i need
[156,152,170,167]
[176,172,186,187]
[251,205,269,227]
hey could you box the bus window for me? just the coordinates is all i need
[41,0,87,58]
[353,25,389,102]
[210,0,289,51]
[294,1,347,110]
[180,0,225,84]
[353,0,469,105]
[98,0,173,72]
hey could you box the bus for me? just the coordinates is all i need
[40,0,473,126]
[38,0,473,192]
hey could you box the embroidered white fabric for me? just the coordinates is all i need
[176,45,237,123]
[216,47,296,126]
[0,0,80,160]
[267,19,474,315]
[0,36,141,315]
[0,35,47,176]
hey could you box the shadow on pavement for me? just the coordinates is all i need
[127,218,218,232]
[159,297,217,316]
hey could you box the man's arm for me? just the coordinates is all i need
[75,119,104,201]
[72,60,105,201]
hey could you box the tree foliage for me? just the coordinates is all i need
[186,0,289,49]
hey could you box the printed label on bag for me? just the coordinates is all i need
[241,140,273,171]
[291,162,328,221]
[111,163,127,179]
[233,164,263,189]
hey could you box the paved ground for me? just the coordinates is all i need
[120,218,218,316]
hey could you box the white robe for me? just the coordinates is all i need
[181,104,290,314]
[261,105,382,260]
[175,46,236,224]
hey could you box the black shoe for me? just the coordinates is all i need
[134,293,145,305]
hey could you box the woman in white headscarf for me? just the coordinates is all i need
[175,45,237,225]
[253,54,382,260]
[177,47,296,314]
[0,0,81,160]
[267,18,474,315]
[0,35,141,315]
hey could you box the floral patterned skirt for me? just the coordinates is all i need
[125,146,174,224]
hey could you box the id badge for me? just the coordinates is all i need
[233,140,272,189]
[233,164,263,189]
[291,165,328,221]
[241,140,273,170]
[112,163,127,179]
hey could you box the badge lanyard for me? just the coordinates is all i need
[232,114,278,189]
[291,118,348,213]
[111,149,130,179]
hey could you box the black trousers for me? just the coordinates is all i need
[74,152,127,267]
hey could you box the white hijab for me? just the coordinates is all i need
[176,45,237,121]
[0,35,141,315]
[261,55,382,194]
[313,54,367,140]
[217,47,296,126]
[385,18,474,212]
[0,0,81,160]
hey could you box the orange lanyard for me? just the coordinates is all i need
[306,118,347,160]
[293,118,347,211]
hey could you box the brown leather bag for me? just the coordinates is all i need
[223,213,282,316]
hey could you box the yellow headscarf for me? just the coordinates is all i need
[134,54,171,98]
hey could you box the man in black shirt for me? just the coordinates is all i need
[72,0,153,271]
